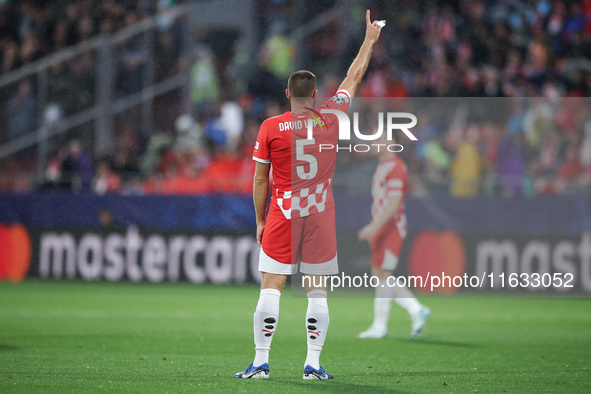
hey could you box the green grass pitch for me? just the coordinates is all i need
[1,280,589,393]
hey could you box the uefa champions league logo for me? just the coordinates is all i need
[304,109,418,152]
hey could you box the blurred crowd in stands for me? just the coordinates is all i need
[0,0,182,131]
[0,0,590,197]
[0,0,176,71]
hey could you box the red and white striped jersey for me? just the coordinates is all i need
[253,90,351,219]
[371,156,408,237]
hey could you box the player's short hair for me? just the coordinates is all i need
[288,70,317,98]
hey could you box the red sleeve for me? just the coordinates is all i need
[315,89,352,127]
[385,161,407,198]
[318,89,352,112]
[252,121,271,164]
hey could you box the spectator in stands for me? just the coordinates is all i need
[191,45,219,116]
[246,65,284,118]
[118,35,148,95]
[554,145,583,193]
[1,40,21,73]
[61,140,93,193]
[498,133,528,197]
[1,0,590,198]
[139,132,174,176]
[523,99,554,151]
[154,29,180,82]
[422,138,451,195]
[204,106,228,149]
[538,131,564,175]
[77,14,95,43]
[47,61,72,115]
[69,53,95,112]
[218,98,245,152]
[260,20,295,79]
[51,20,70,52]
[174,114,203,154]
[19,31,43,64]
[5,80,37,141]
[93,159,123,195]
[450,127,482,198]
[113,148,140,182]
[39,146,65,191]
[123,176,144,196]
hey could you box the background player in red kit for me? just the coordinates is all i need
[358,137,430,339]
[234,10,384,380]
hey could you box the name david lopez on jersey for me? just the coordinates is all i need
[279,109,329,132]
[278,119,326,132]
[279,121,305,131]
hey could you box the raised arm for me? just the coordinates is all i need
[338,10,384,98]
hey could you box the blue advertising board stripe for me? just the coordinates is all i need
[1,194,589,234]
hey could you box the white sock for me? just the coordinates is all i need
[305,289,329,370]
[372,281,392,331]
[253,288,281,366]
[392,283,422,316]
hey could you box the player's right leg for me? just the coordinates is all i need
[302,281,334,380]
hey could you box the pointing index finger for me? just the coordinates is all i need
[366,9,371,26]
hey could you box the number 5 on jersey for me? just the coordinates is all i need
[296,138,317,180]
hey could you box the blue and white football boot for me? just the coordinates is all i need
[233,362,270,379]
[303,365,334,380]
[411,306,431,338]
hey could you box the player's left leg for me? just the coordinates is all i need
[389,274,430,338]
[234,273,287,379]
[358,267,392,338]
[253,273,286,364]
[379,240,430,338]
[235,215,299,379]
[360,229,430,338]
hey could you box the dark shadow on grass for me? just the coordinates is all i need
[373,371,481,378]
[402,371,482,377]
[397,338,475,348]
[0,344,20,351]
[278,379,411,393]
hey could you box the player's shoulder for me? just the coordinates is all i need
[259,112,291,133]
[393,155,407,168]
[394,156,408,173]
[382,156,408,176]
